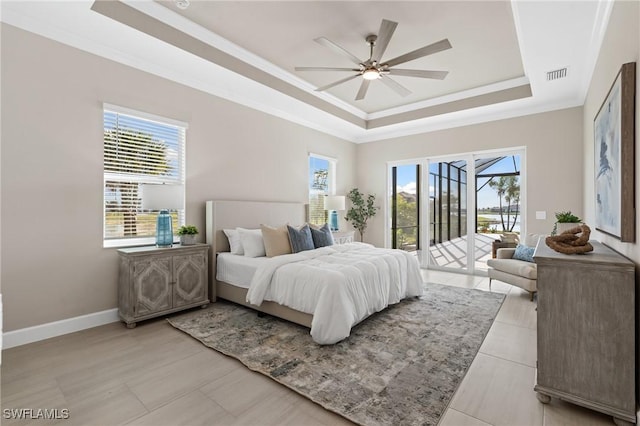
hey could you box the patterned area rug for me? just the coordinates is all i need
[168,283,505,426]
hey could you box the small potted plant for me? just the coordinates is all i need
[553,211,582,235]
[177,225,199,245]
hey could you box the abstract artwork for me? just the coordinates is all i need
[594,62,636,242]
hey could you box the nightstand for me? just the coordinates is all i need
[332,231,355,244]
[117,243,209,328]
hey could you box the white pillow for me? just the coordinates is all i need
[223,229,244,255]
[237,228,266,258]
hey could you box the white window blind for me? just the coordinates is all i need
[308,154,336,226]
[103,106,186,246]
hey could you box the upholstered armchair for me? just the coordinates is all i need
[486,234,543,301]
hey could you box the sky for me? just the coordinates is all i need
[395,156,521,209]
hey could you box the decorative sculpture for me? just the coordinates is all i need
[545,224,594,254]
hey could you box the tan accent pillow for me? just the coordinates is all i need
[260,224,292,257]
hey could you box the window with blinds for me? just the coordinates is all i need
[309,154,336,226]
[103,105,186,246]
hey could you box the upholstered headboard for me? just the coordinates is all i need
[205,200,308,300]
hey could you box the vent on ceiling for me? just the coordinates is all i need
[175,0,190,10]
[546,67,568,81]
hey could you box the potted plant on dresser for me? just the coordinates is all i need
[177,225,199,245]
[552,211,582,235]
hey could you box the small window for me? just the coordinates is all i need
[308,154,336,226]
[103,105,186,247]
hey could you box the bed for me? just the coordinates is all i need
[205,200,423,344]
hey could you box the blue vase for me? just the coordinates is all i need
[330,210,339,231]
[156,209,173,247]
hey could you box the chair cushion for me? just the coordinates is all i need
[487,258,537,280]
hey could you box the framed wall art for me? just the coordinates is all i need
[594,62,636,242]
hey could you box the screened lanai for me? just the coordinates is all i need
[428,155,521,272]
[391,154,522,273]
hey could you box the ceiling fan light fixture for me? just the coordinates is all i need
[362,69,380,80]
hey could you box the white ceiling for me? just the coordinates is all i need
[1,1,613,143]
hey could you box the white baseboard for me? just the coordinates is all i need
[2,308,120,349]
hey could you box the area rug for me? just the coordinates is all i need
[168,283,505,426]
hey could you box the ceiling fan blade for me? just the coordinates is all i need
[314,37,363,66]
[355,79,371,101]
[315,74,361,92]
[295,67,361,72]
[371,19,398,62]
[381,75,411,97]
[384,39,452,67]
[387,69,449,79]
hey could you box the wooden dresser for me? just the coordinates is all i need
[533,240,636,425]
[118,244,209,328]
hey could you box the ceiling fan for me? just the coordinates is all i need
[295,19,452,101]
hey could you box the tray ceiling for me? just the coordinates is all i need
[156,1,525,114]
[0,1,612,142]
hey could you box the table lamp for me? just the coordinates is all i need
[325,195,346,231]
[141,184,184,247]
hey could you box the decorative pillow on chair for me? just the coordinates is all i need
[310,223,334,248]
[287,224,315,253]
[261,224,292,257]
[513,244,535,263]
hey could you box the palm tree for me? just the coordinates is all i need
[488,177,507,230]
[488,176,520,232]
[505,177,520,232]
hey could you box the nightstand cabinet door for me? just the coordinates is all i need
[118,244,209,328]
[173,253,207,308]
[132,256,173,317]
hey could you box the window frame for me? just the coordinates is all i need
[103,104,187,248]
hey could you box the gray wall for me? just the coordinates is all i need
[0,24,356,331]
[355,107,584,248]
[582,0,640,260]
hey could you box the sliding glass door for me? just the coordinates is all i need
[426,157,471,271]
[390,164,420,252]
[474,155,522,272]
[388,150,525,274]
[421,150,525,274]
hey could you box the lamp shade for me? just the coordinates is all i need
[325,195,346,211]
[140,184,184,248]
[141,184,184,211]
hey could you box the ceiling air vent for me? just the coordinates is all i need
[546,67,568,81]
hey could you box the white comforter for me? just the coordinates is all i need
[246,243,424,344]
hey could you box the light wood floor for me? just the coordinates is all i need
[2,271,617,426]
